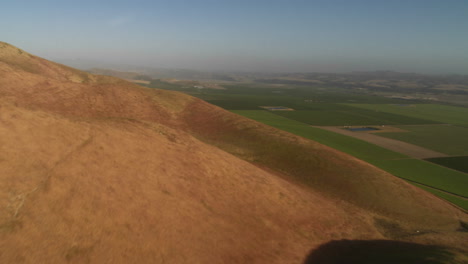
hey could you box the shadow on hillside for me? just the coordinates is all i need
[303,239,454,264]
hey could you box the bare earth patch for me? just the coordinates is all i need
[125,79,150,85]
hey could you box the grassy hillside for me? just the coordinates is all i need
[232,110,407,161]
[233,110,468,210]
[0,41,96,83]
[1,42,467,263]
[372,159,468,198]
[183,102,466,225]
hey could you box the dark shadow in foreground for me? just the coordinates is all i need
[303,239,455,264]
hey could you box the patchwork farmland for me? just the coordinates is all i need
[346,103,468,126]
[154,83,468,210]
[426,156,468,174]
[377,125,468,156]
[273,109,439,126]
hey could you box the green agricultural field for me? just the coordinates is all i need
[412,183,468,210]
[274,110,383,126]
[199,89,468,209]
[378,125,468,156]
[372,159,468,198]
[204,84,423,104]
[232,110,407,161]
[200,94,303,110]
[347,103,468,126]
[234,110,468,210]
[189,84,426,111]
[272,108,438,126]
[426,156,468,173]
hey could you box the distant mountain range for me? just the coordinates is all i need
[56,57,467,82]
[87,66,468,106]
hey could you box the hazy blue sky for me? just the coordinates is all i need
[2,0,468,73]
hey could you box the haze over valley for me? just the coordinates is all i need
[3,0,468,75]
[1,1,468,263]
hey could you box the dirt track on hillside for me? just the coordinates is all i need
[315,126,448,159]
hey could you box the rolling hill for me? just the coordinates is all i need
[0,42,466,263]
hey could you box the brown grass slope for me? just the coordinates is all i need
[0,42,466,263]
[182,101,466,223]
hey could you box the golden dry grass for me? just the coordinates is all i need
[0,42,466,263]
[0,99,386,263]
